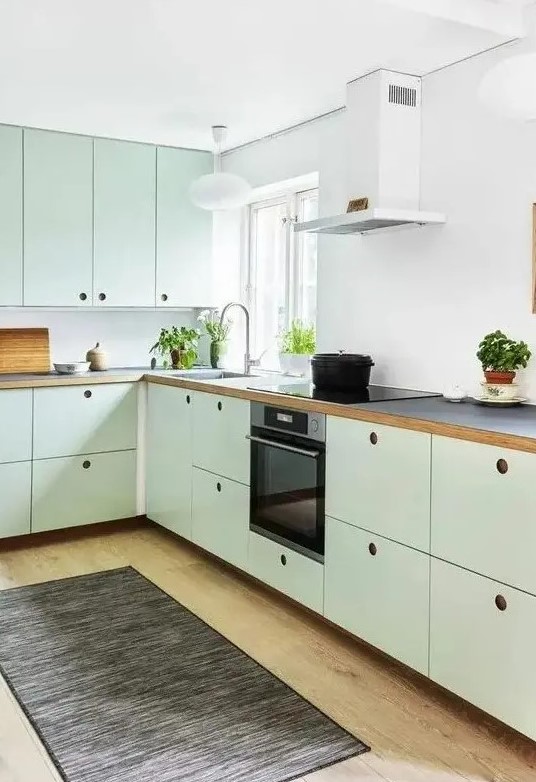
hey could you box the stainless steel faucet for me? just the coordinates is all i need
[219,302,259,375]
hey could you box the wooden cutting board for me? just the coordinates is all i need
[0,328,51,374]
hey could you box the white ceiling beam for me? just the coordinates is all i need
[380,0,527,38]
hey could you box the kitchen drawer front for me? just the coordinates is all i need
[324,517,429,675]
[192,392,250,485]
[248,532,324,614]
[191,468,249,570]
[0,461,31,538]
[326,416,431,552]
[430,557,536,741]
[146,384,193,539]
[33,383,138,459]
[32,450,137,532]
[431,436,536,594]
[0,389,32,464]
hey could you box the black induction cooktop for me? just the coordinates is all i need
[251,383,441,405]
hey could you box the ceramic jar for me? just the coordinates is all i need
[86,342,109,371]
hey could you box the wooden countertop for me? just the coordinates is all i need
[2,369,536,453]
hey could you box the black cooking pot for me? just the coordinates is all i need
[311,352,375,391]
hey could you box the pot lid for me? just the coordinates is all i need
[312,352,373,364]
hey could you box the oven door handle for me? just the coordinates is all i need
[246,434,320,459]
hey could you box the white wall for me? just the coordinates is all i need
[0,309,196,367]
[223,37,536,398]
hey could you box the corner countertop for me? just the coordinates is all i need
[2,368,536,453]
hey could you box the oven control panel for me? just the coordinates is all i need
[250,402,326,443]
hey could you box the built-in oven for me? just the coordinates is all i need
[248,402,326,562]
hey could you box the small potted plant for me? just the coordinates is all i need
[150,326,201,370]
[477,330,531,384]
[197,310,231,369]
[279,320,316,376]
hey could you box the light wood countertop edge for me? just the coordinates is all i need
[1,371,535,454]
[146,374,536,454]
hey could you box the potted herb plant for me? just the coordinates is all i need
[197,310,231,369]
[476,329,531,384]
[150,326,201,370]
[279,320,316,376]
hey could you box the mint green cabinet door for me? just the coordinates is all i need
[430,557,536,741]
[324,517,429,675]
[33,383,138,459]
[32,450,137,532]
[327,416,431,552]
[248,532,324,613]
[146,384,193,538]
[192,393,250,484]
[0,125,22,305]
[24,130,93,306]
[0,389,32,464]
[156,147,213,307]
[431,436,536,594]
[191,467,249,570]
[94,139,156,306]
[0,461,31,538]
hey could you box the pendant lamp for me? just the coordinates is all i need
[189,125,251,210]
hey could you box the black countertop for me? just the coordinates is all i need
[353,396,536,439]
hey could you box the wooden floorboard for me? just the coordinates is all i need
[0,523,535,782]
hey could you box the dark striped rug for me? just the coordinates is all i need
[0,567,368,782]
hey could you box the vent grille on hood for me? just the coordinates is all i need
[388,84,417,107]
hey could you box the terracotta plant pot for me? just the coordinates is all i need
[170,349,187,369]
[484,370,516,384]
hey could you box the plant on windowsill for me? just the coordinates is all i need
[279,320,316,376]
[149,326,201,370]
[197,310,232,369]
[476,329,531,384]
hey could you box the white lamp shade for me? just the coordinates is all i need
[479,54,536,121]
[189,172,251,210]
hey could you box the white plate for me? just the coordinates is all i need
[54,362,91,375]
[473,396,527,408]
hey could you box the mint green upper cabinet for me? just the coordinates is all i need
[23,130,93,306]
[156,147,213,307]
[94,139,156,307]
[0,126,22,305]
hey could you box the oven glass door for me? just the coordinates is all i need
[250,426,325,556]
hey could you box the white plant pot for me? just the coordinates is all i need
[279,353,312,377]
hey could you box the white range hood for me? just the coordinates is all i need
[295,70,446,236]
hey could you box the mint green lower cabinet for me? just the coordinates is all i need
[248,532,324,613]
[0,389,32,464]
[146,384,192,538]
[191,468,249,570]
[326,416,431,552]
[33,383,138,459]
[430,557,536,741]
[324,517,429,675]
[32,450,137,532]
[192,393,250,485]
[0,461,31,538]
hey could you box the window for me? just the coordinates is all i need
[245,185,318,368]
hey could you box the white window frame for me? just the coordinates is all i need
[241,177,319,361]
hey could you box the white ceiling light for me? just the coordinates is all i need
[479,52,536,120]
[189,126,251,210]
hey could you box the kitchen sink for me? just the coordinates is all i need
[168,369,250,380]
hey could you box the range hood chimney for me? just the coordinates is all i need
[295,70,446,235]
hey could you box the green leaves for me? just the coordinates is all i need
[280,320,316,355]
[476,330,532,372]
[149,326,201,365]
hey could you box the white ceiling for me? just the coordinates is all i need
[0,0,527,150]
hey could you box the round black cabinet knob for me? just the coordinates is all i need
[216,482,222,493]
[79,292,87,301]
[217,401,223,411]
[84,390,92,399]
[98,292,106,301]
[496,458,508,475]
[186,395,191,405]
[495,594,507,611]
[82,460,91,469]
[280,554,287,566]
[370,432,378,445]
[368,542,377,556]
[161,293,168,302]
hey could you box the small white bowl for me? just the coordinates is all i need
[54,362,91,375]
[481,381,519,401]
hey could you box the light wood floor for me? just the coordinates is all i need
[1,523,536,782]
